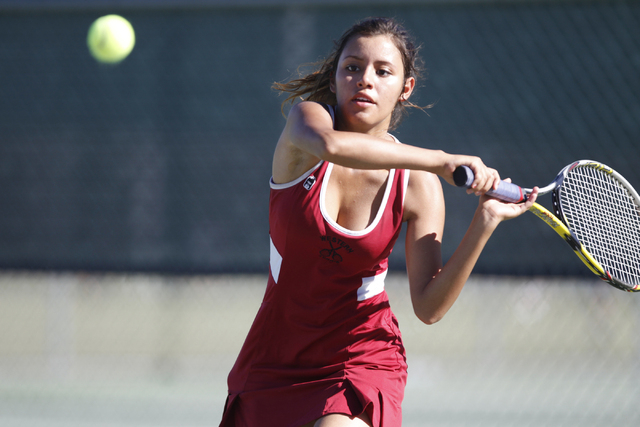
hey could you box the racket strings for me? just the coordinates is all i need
[560,166,640,287]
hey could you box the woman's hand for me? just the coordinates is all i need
[440,155,501,195]
[476,180,539,227]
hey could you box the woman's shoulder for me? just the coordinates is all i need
[403,169,444,222]
[407,169,442,196]
[272,101,335,185]
[287,101,334,121]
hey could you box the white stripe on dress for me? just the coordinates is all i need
[357,269,387,301]
[269,236,283,283]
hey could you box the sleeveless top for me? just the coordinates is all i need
[220,110,410,427]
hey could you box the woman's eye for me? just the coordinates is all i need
[346,65,359,72]
[378,69,391,76]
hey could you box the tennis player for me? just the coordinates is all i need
[220,17,538,427]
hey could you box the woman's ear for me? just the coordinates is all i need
[329,71,336,94]
[399,76,416,102]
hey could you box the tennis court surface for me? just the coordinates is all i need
[0,272,637,426]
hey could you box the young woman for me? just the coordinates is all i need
[220,17,538,427]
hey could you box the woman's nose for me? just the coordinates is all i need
[357,68,374,88]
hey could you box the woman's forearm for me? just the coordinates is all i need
[318,130,452,173]
[412,208,500,325]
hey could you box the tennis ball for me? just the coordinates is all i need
[87,15,135,64]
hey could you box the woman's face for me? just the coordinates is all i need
[331,34,414,136]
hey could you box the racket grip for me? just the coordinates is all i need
[453,166,526,203]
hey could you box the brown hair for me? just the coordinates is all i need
[273,17,428,130]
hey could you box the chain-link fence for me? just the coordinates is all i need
[1,1,640,275]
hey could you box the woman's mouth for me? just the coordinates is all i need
[353,95,375,106]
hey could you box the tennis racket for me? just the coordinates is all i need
[454,160,640,292]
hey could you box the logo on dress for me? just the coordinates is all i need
[319,236,354,263]
[303,175,316,190]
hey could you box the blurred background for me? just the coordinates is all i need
[1,0,639,426]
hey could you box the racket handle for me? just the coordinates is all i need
[453,166,526,203]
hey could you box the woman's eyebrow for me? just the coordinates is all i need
[342,55,395,67]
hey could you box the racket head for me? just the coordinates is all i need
[553,161,640,292]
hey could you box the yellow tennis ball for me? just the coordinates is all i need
[87,15,135,64]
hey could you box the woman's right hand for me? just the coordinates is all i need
[440,155,501,195]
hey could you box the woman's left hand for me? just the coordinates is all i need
[477,180,539,225]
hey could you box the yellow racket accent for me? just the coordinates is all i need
[528,202,606,279]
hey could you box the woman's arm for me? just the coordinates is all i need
[272,101,499,191]
[404,171,539,325]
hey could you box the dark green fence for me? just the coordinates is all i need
[2,1,639,275]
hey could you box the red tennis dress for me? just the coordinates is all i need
[220,156,410,427]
